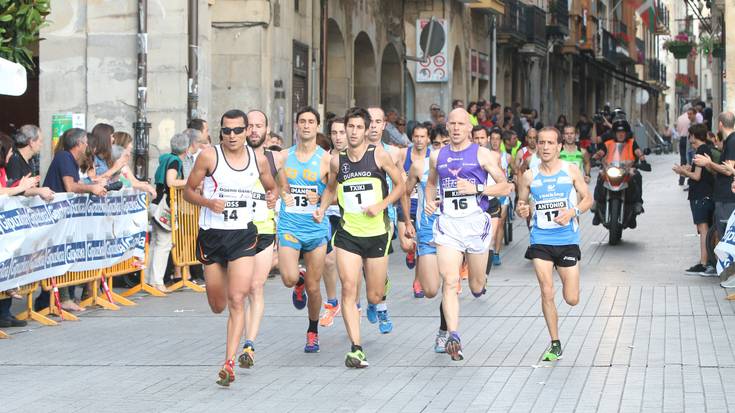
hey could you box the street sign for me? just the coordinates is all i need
[416,18,448,83]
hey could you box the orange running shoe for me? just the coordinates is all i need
[319,302,341,327]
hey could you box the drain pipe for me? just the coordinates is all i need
[134,0,151,181]
[187,0,199,121]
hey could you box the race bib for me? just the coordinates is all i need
[410,186,419,200]
[222,199,252,225]
[442,188,477,218]
[285,185,318,214]
[343,182,376,214]
[534,198,568,229]
[251,191,269,222]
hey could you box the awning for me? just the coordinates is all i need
[465,0,505,14]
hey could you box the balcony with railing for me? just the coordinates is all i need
[598,29,618,66]
[655,1,670,35]
[497,0,527,46]
[636,37,645,64]
[562,0,597,54]
[524,5,547,48]
[547,0,569,38]
[611,20,637,64]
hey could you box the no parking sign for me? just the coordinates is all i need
[416,18,448,83]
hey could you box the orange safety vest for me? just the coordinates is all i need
[604,139,635,163]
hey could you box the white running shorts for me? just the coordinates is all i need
[431,211,493,254]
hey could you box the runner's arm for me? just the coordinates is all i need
[570,164,592,214]
[315,154,339,221]
[515,170,532,219]
[375,145,405,210]
[183,147,222,212]
[256,152,277,193]
[424,151,439,215]
[477,147,513,197]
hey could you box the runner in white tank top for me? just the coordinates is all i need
[183,109,277,387]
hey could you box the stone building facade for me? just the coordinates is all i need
[37,0,670,175]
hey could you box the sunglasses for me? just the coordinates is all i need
[221,127,246,135]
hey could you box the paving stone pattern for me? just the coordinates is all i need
[3,154,735,412]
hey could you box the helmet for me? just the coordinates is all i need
[611,119,631,134]
[611,108,627,122]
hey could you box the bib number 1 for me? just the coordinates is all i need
[343,182,376,213]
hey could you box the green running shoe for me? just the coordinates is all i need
[542,341,563,361]
[345,349,369,368]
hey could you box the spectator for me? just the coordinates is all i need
[490,102,502,126]
[396,116,408,136]
[109,132,156,196]
[694,112,735,239]
[429,103,441,124]
[37,128,106,312]
[383,108,410,147]
[576,113,593,147]
[555,115,568,131]
[435,110,446,125]
[0,133,48,329]
[477,107,493,128]
[6,124,42,186]
[188,118,210,145]
[530,109,543,130]
[467,101,479,126]
[181,128,207,178]
[673,124,716,275]
[89,123,128,182]
[677,108,697,186]
[693,101,705,125]
[149,133,189,294]
[451,99,464,109]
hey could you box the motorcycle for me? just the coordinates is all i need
[594,145,651,245]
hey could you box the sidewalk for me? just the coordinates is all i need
[2,153,735,412]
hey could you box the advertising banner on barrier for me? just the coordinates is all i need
[716,211,735,276]
[0,189,148,291]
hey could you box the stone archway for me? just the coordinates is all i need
[380,43,402,113]
[451,46,464,102]
[353,32,378,107]
[326,19,348,116]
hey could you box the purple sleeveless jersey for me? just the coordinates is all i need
[436,143,489,213]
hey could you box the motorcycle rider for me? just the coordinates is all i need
[591,119,646,228]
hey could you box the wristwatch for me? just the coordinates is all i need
[574,207,582,216]
[475,183,485,194]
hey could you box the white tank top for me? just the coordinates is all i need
[199,145,260,230]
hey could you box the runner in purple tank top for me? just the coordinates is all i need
[424,108,513,361]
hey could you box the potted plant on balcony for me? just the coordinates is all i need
[664,32,696,59]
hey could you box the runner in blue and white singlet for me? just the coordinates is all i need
[528,161,580,245]
[515,127,593,363]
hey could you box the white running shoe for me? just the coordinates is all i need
[720,275,735,288]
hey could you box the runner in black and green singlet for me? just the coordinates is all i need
[314,107,405,369]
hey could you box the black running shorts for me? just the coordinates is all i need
[255,233,275,254]
[486,197,501,218]
[196,223,258,266]
[524,244,581,268]
[333,228,391,259]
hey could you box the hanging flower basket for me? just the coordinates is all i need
[668,43,693,59]
[664,32,696,59]
[712,43,724,58]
